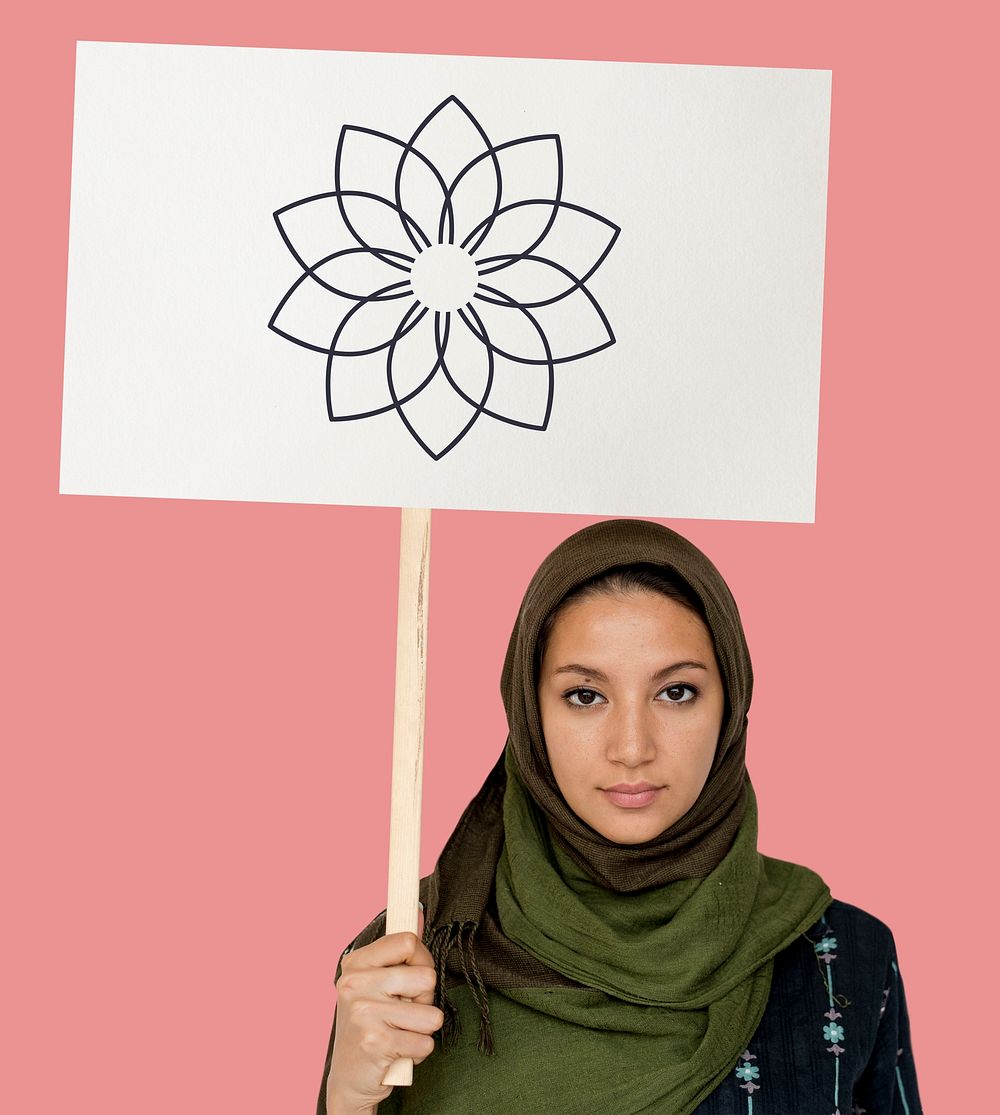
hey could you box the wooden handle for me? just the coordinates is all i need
[380,507,431,1088]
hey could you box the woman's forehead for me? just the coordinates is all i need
[541,591,716,656]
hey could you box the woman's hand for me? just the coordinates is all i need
[325,910,444,1115]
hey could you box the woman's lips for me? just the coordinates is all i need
[602,787,661,808]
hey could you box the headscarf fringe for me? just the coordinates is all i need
[427,920,495,1056]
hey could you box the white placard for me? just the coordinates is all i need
[61,41,831,522]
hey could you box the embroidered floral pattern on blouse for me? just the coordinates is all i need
[806,913,852,1115]
[734,1047,761,1112]
[816,934,838,956]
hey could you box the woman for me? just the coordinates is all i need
[319,518,922,1114]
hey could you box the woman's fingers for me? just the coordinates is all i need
[340,931,438,1005]
[356,997,444,1038]
[344,965,436,1004]
[325,909,443,1112]
[346,929,435,970]
[358,1019,439,1066]
[349,998,444,1065]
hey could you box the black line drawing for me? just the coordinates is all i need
[269,96,620,460]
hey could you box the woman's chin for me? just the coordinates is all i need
[592,810,684,845]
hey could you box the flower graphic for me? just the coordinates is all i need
[735,1053,761,1094]
[823,1022,845,1043]
[269,96,620,460]
[815,936,838,954]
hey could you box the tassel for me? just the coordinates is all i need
[456,922,495,1056]
[426,920,496,1056]
[428,922,463,1050]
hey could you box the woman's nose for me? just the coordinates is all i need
[604,701,658,765]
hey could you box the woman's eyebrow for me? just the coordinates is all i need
[551,661,709,682]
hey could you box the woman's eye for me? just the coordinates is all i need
[563,685,698,707]
[565,688,606,707]
[658,684,697,704]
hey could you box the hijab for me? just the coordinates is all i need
[339,518,832,1114]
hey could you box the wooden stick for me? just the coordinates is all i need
[380,507,431,1088]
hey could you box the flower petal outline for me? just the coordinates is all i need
[471,199,619,281]
[335,128,450,260]
[447,134,563,256]
[281,245,414,302]
[327,284,427,358]
[269,265,412,355]
[469,279,616,365]
[327,297,434,421]
[387,310,495,460]
[475,250,615,310]
[403,96,501,247]
[450,301,555,430]
[275,190,420,277]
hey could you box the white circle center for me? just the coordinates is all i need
[409,245,479,312]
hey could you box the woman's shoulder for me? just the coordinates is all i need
[813,897,899,950]
[718,898,923,1114]
[785,895,903,986]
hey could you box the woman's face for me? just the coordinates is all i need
[536,589,725,845]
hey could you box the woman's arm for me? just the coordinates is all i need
[852,935,923,1114]
[317,916,440,1115]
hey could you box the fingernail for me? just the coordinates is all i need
[418,901,424,911]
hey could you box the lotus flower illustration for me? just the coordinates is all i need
[269,96,620,460]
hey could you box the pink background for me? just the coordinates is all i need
[2,3,992,1112]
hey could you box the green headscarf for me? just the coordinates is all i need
[330,519,832,1115]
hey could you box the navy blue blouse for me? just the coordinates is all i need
[691,898,923,1115]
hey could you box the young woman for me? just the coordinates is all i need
[318,518,923,1114]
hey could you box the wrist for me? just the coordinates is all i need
[328,1101,377,1115]
[325,1085,377,1115]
